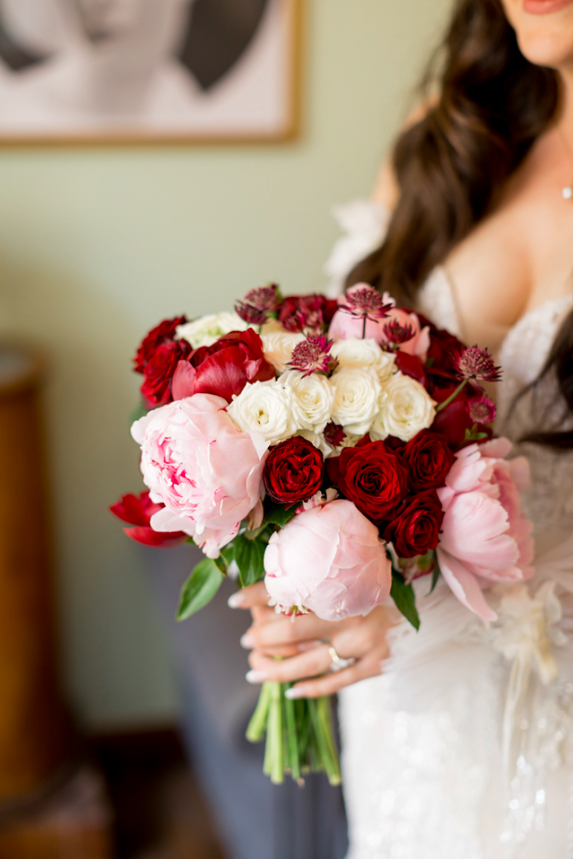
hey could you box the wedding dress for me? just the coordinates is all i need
[326,201,573,859]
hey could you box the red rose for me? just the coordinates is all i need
[403,430,454,492]
[384,491,444,559]
[264,437,324,505]
[133,315,187,374]
[110,491,186,548]
[141,339,193,408]
[425,325,467,380]
[327,439,409,523]
[277,294,338,334]
[172,329,276,403]
[395,351,427,386]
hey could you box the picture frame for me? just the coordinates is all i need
[0,0,303,146]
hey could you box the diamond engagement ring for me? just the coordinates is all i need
[328,645,356,673]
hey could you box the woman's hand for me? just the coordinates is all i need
[229,582,396,698]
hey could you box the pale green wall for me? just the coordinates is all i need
[0,0,452,729]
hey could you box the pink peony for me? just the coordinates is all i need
[437,438,534,621]
[131,394,269,558]
[264,494,392,621]
[328,287,430,359]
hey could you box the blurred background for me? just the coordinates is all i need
[0,0,452,856]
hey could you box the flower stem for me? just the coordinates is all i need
[283,684,301,781]
[246,681,272,742]
[268,681,284,784]
[435,379,468,413]
[362,315,367,339]
[308,697,342,786]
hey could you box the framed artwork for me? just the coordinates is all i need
[0,0,302,145]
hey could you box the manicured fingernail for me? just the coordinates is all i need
[228,591,246,609]
[298,640,322,653]
[240,632,255,649]
[245,670,268,684]
[284,687,305,700]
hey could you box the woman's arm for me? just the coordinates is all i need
[230,582,397,698]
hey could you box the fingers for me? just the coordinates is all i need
[247,643,331,683]
[243,613,336,650]
[285,651,384,698]
[227,581,269,610]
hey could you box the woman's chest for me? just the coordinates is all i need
[443,182,573,354]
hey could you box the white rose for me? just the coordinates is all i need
[331,338,396,382]
[330,367,382,435]
[371,372,436,442]
[261,331,305,373]
[227,380,297,444]
[296,429,334,458]
[177,312,248,348]
[279,370,334,433]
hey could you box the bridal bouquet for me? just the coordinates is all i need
[111,283,533,785]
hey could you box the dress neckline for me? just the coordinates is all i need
[433,265,573,362]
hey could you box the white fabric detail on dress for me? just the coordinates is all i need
[323,200,390,299]
[328,200,573,859]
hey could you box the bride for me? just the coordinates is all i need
[233,0,573,855]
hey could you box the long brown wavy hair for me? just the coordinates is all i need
[349,0,573,448]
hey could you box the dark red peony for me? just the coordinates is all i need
[327,439,409,523]
[402,430,454,492]
[384,491,444,559]
[133,315,187,374]
[172,329,276,403]
[422,322,467,379]
[429,383,491,448]
[110,491,187,548]
[141,339,193,408]
[263,437,324,506]
[277,294,338,334]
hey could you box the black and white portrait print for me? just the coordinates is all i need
[0,0,298,140]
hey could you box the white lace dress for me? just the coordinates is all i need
[326,202,573,859]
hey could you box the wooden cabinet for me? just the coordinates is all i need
[0,344,69,800]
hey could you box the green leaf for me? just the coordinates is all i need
[263,501,299,529]
[390,570,420,631]
[130,400,149,426]
[220,543,235,564]
[429,553,441,595]
[233,533,268,587]
[177,559,224,621]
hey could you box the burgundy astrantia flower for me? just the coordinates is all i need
[235,284,280,325]
[278,294,338,334]
[454,346,502,382]
[339,285,393,322]
[466,395,497,425]
[324,422,346,447]
[289,335,337,377]
[383,318,415,347]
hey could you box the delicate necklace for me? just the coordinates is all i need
[558,125,573,200]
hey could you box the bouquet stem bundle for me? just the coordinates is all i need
[246,681,341,785]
